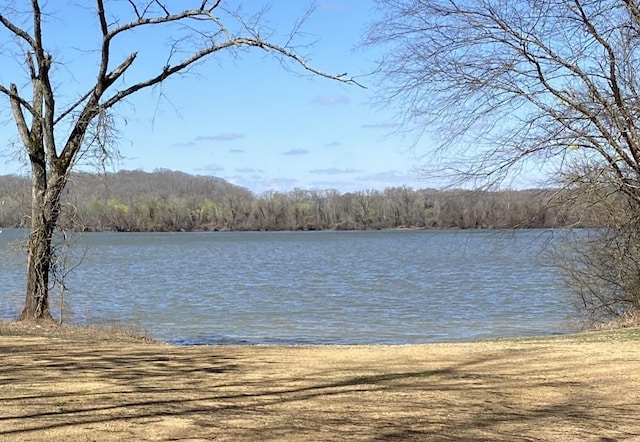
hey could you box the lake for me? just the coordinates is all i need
[0,229,576,345]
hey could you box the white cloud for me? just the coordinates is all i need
[360,122,397,129]
[196,163,225,173]
[283,148,309,156]
[196,133,245,142]
[309,168,360,175]
[313,96,350,106]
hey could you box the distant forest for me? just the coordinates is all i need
[0,169,598,232]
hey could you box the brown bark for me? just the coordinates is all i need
[19,154,55,321]
[19,222,54,321]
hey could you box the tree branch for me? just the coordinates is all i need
[573,0,640,166]
[9,84,33,149]
[96,0,112,93]
[154,0,170,17]
[127,0,142,20]
[31,0,44,59]
[0,83,36,115]
[100,36,362,111]
[107,7,216,41]
[0,13,36,49]
[54,90,93,125]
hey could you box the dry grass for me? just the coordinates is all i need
[0,319,154,343]
[0,322,639,441]
[591,311,640,331]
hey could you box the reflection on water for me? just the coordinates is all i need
[0,229,575,344]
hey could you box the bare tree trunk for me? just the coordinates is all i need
[18,161,60,321]
[20,220,54,321]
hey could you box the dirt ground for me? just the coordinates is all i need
[0,322,639,441]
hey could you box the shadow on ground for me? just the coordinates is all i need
[0,337,638,441]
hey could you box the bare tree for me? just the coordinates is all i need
[0,1,361,321]
[365,0,640,321]
[365,0,640,188]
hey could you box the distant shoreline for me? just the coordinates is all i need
[0,225,571,233]
[0,319,625,347]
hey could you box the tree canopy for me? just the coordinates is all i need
[366,0,640,193]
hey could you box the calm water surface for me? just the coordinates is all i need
[0,229,575,344]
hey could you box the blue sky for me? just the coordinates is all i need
[0,1,440,194]
[4,0,563,195]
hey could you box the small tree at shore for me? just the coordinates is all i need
[365,0,640,322]
[0,1,360,321]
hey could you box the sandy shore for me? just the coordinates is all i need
[1,323,639,441]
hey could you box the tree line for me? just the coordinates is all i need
[0,169,596,232]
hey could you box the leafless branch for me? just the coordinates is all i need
[100,35,363,110]
[0,83,35,115]
[8,84,31,148]
[154,0,170,17]
[0,13,36,49]
[127,0,142,20]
